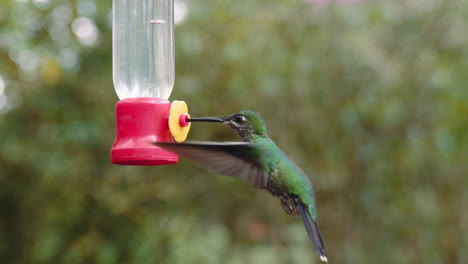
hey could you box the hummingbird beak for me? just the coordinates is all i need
[187,116,226,123]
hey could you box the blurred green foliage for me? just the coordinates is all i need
[1,0,467,263]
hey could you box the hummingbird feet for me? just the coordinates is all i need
[280,196,299,215]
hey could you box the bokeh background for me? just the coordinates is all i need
[1,0,467,263]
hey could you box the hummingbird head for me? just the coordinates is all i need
[188,110,268,142]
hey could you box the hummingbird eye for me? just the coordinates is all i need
[235,115,247,122]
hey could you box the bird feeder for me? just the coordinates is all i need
[110,0,191,165]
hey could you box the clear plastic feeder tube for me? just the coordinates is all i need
[113,0,174,99]
[111,0,178,166]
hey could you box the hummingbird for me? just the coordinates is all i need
[153,110,327,262]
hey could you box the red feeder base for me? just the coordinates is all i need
[110,97,178,165]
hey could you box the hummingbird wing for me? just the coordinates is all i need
[153,141,269,189]
[296,198,328,263]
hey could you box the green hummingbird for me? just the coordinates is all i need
[153,110,327,262]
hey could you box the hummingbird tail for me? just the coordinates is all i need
[297,200,328,263]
